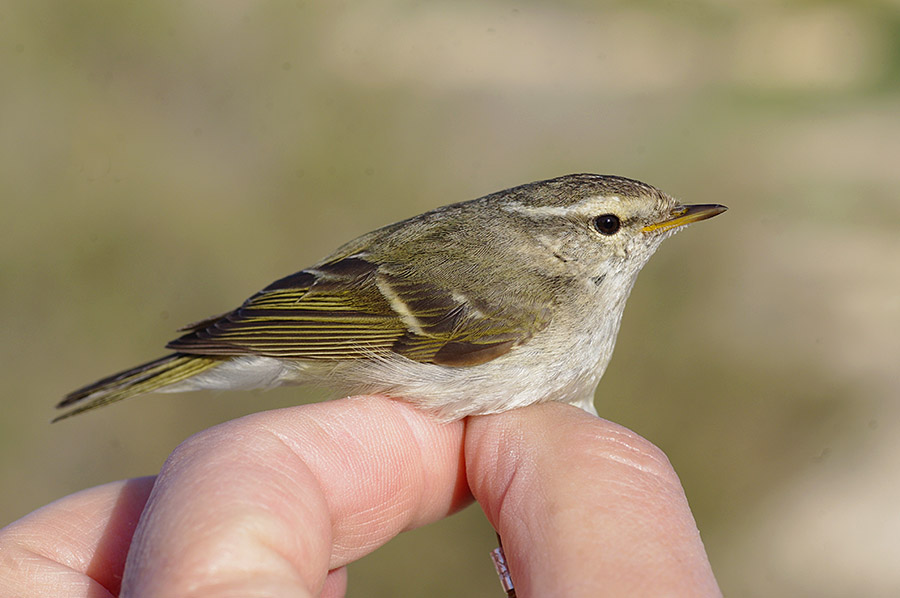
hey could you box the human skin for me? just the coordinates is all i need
[0,398,721,597]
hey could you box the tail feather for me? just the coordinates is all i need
[55,353,223,422]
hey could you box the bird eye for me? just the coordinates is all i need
[593,214,621,235]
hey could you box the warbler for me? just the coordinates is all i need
[57,174,726,422]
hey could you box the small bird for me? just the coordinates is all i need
[57,174,726,422]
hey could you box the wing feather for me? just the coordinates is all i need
[167,256,549,366]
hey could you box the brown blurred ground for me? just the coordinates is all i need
[2,2,899,596]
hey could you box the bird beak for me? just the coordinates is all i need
[642,204,728,233]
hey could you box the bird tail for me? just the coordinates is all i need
[55,353,223,422]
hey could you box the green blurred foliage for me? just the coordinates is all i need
[2,1,899,596]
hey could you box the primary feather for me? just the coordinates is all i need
[166,256,544,364]
[55,355,222,421]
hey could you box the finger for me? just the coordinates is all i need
[466,402,721,598]
[320,567,348,598]
[122,395,469,597]
[0,476,155,597]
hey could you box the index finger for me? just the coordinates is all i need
[466,402,721,597]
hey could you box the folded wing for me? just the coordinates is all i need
[167,256,549,367]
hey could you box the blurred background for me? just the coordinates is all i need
[2,1,899,596]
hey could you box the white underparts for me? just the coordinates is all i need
[161,355,301,393]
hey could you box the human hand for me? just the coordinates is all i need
[0,397,721,597]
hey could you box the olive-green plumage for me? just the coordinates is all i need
[56,355,223,421]
[58,174,725,421]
